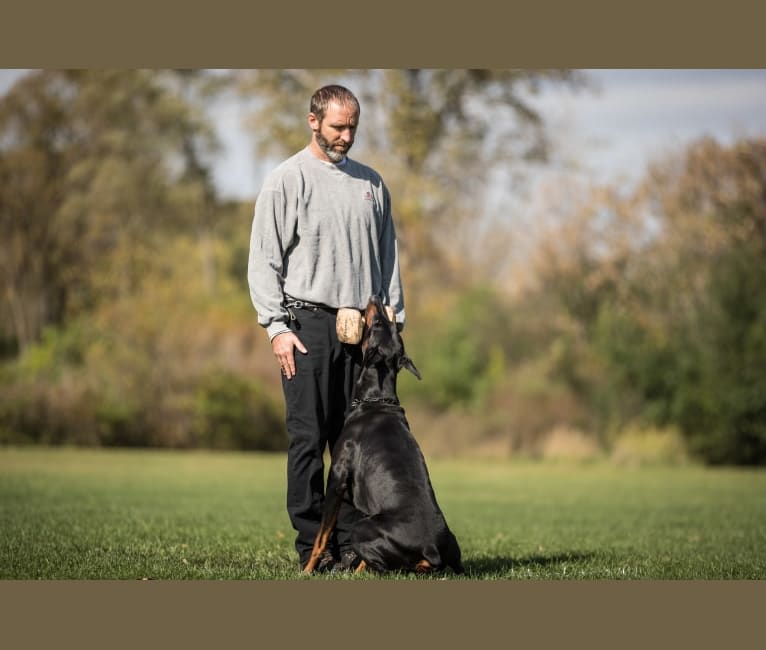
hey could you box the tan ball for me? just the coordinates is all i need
[336,308,365,344]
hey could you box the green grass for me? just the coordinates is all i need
[1,447,765,579]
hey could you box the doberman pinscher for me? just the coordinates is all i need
[303,296,464,575]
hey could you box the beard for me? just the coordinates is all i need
[315,130,350,163]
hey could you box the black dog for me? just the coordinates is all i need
[303,296,464,575]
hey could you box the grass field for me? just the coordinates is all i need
[1,447,765,579]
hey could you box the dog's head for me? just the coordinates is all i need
[360,296,421,380]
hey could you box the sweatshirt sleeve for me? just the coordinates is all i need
[247,186,294,339]
[378,183,406,329]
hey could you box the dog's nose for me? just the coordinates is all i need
[368,295,383,311]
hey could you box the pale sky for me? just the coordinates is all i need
[535,69,766,182]
[3,69,766,201]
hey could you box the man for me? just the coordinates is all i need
[247,85,405,572]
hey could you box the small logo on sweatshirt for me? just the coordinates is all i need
[363,191,373,201]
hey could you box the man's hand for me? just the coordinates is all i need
[272,332,308,380]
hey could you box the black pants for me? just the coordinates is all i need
[281,305,363,565]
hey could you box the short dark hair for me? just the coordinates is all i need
[310,85,360,121]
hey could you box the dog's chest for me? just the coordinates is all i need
[346,423,431,515]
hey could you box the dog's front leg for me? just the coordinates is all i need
[302,471,347,575]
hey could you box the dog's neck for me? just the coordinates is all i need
[351,363,400,407]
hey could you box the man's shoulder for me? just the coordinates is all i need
[261,148,312,188]
[345,157,386,185]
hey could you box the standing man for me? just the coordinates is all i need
[247,85,406,572]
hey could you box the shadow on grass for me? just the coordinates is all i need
[462,551,596,577]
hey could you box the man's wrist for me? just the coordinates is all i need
[267,322,291,341]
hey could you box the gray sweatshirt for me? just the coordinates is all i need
[248,147,405,340]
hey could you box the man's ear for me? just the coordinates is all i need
[399,355,422,380]
[308,112,320,132]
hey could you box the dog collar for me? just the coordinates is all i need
[349,397,400,410]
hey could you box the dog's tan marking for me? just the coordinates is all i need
[302,509,340,574]
[415,559,432,574]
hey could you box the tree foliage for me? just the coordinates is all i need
[0,70,218,349]
[1,70,763,464]
[632,138,766,463]
[0,70,285,451]
[513,137,766,463]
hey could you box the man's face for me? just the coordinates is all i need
[309,101,359,162]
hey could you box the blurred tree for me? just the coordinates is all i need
[400,286,510,410]
[509,136,766,465]
[633,137,766,464]
[0,70,220,351]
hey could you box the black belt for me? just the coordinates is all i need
[284,295,339,319]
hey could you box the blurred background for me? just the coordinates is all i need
[1,69,765,465]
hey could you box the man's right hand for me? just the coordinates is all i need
[272,332,308,380]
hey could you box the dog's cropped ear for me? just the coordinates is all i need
[399,355,422,380]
